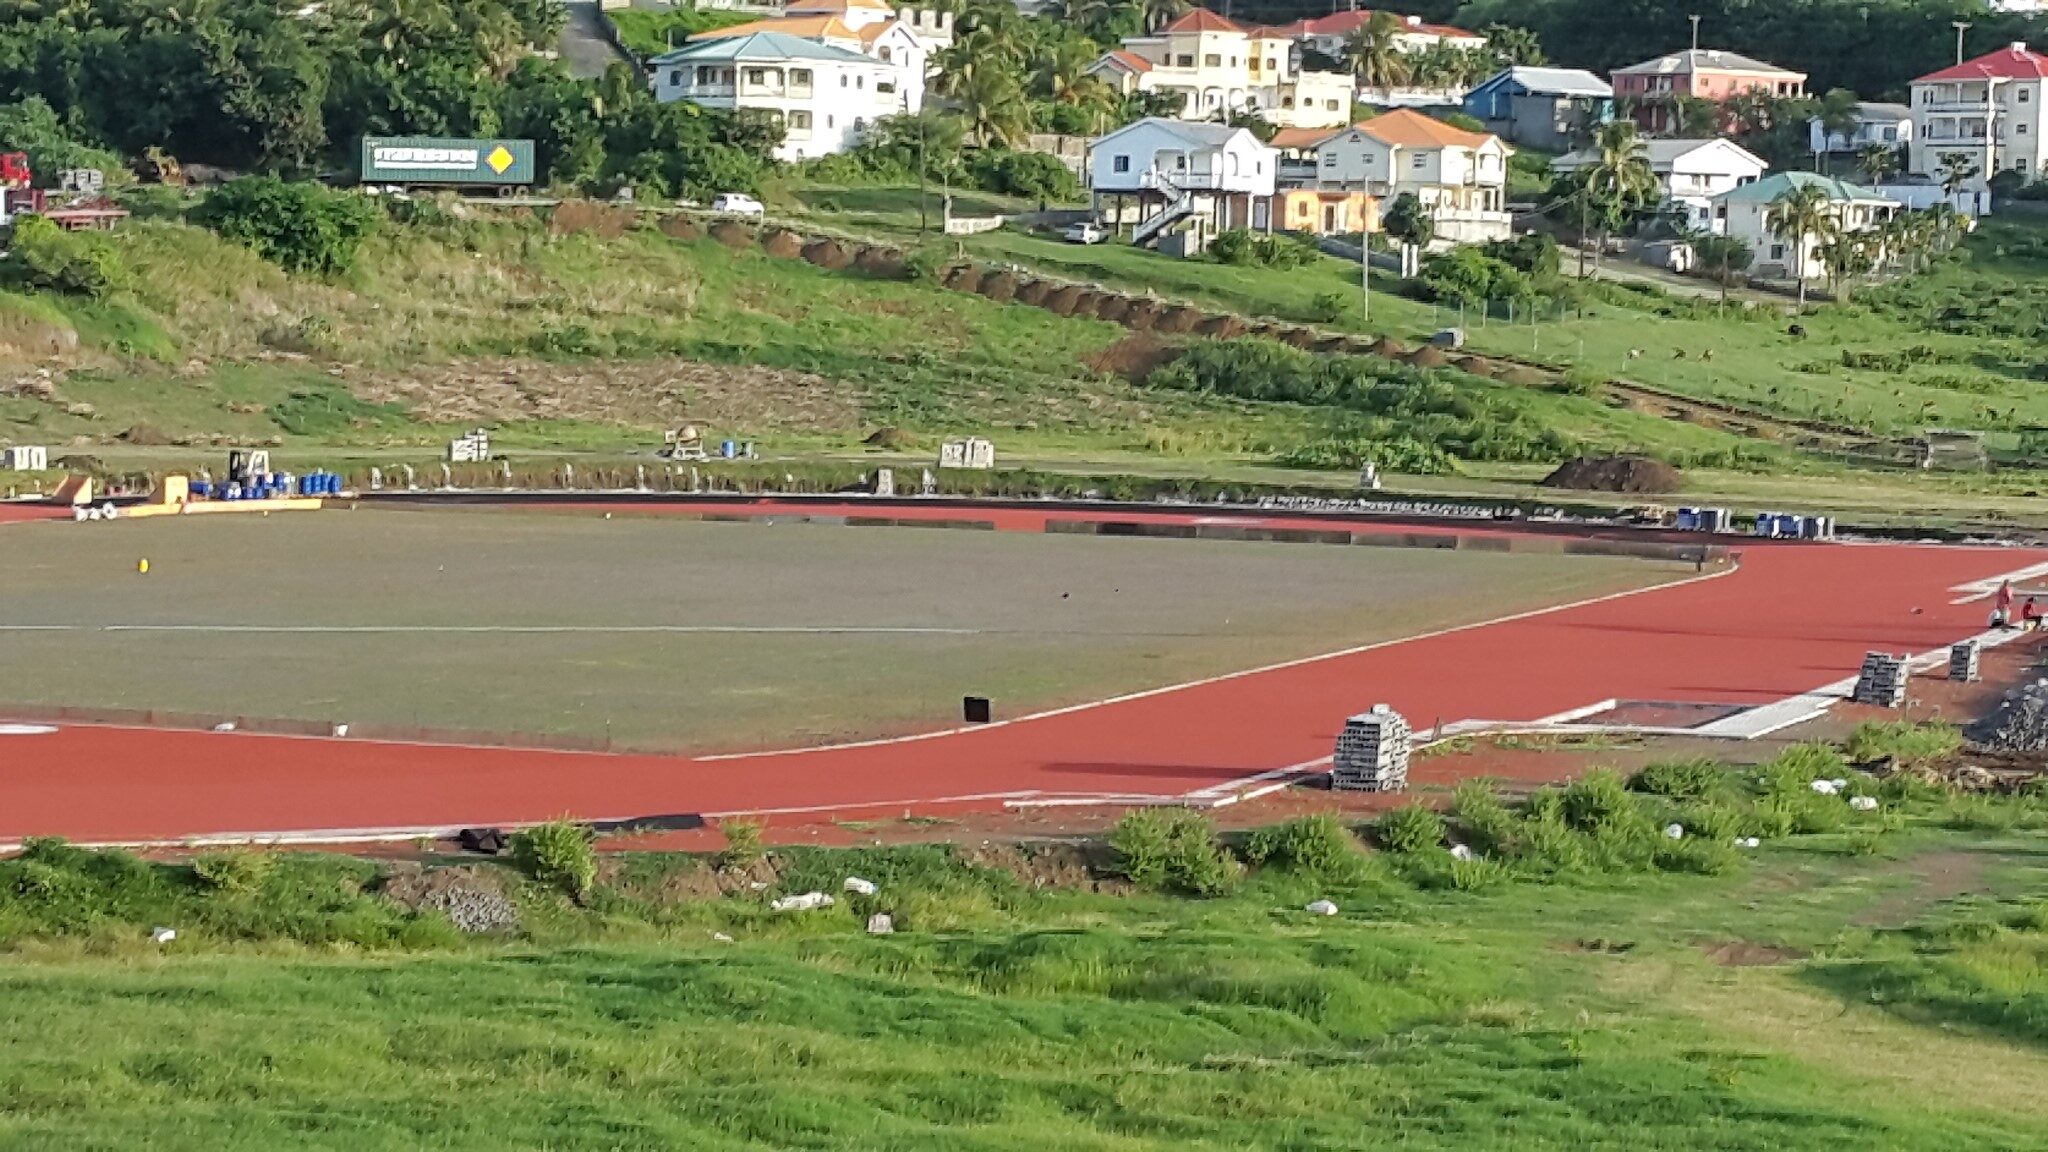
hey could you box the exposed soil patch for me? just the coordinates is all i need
[1499,366,1549,388]
[1086,333,1183,382]
[760,228,805,259]
[343,356,861,432]
[977,271,1021,302]
[1702,939,1807,967]
[941,264,983,293]
[1404,345,1451,369]
[1541,454,1681,494]
[709,221,757,249]
[863,425,917,450]
[1197,314,1245,339]
[1369,337,1407,358]
[1156,305,1203,335]
[851,245,905,278]
[657,215,702,241]
[1853,850,1991,928]
[959,840,1129,893]
[1015,279,1053,306]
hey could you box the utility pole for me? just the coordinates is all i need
[1953,20,1971,66]
[1360,232,1370,320]
[1689,14,1701,52]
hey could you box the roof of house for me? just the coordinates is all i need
[1268,125,1341,151]
[1093,116,1263,149]
[648,30,874,65]
[1091,48,1154,74]
[857,19,905,44]
[1713,170,1893,204]
[1915,41,2048,83]
[1353,107,1499,149]
[1554,137,1767,172]
[1471,66,1612,98]
[1158,9,1242,34]
[1251,10,1481,41]
[1853,101,1913,121]
[1613,48,1805,78]
[688,15,858,42]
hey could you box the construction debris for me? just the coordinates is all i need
[770,891,835,912]
[866,913,895,935]
[842,877,877,896]
[1330,705,1410,792]
[1971,678,2048,753]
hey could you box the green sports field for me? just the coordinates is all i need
[0,507,1671,750]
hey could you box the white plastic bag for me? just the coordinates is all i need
[769,891,835,912]
[1305,900,1339,916]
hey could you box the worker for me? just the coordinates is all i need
[1994,579,2015,628]
[2025,597,2042,632]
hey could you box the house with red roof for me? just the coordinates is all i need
[1909,41,2048,191]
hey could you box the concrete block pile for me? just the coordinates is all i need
[1852,651,1908,708]
[1950,641,1981,683]
[1331,705,1410,792]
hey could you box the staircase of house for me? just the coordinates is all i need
[1131,169,1197,248]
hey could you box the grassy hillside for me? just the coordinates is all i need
[0,737,2045,1147]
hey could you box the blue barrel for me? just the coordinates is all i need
[326,474,341,495]
[721,440,737,459]
[190,481,210,498]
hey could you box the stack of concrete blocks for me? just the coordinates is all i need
[1852,651,1909,708]
[1330,704,1411,792]
[1753,512,1835,539]
[1950,641,1981,683]
[448,429,491,463]
[938,438,996,469]
[1,446,48,471]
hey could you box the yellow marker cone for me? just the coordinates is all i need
[138,559,149,574]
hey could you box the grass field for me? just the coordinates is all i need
[0,750,2043,1149]
[0,507,1664,749]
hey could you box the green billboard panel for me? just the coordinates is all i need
[359,137,536,186]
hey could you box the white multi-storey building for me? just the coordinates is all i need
[1084,9,1355,129]
[1909,41,2048,190]
[648,32,910,161]
[1304,108,1513,243]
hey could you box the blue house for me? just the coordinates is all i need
[1463,67,1613,152]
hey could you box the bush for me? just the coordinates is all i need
[965,150,1079,203]
[1416,248,1536,306]
[190,848,276,895]
[1376,804,1446,855]
[194,177,380,275]
[1628,758,1729,800]
[1447,855,1511,891]
[1844,721,1961,768]
[1760,743,1849,787]
[509,820,597,901]
[1451,780,1519,856]
[1304,289,1348,323]
[1243,813,1366,879]
[1560,770,1634,831]
[5,214,126,299]
[1208,228,1318,269]
[1109,809,1241,896]
[717,818,765,871]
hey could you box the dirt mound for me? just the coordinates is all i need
[863,426,917,450]
[1453,355,1498,378]
[1090,295,1130,323]
[381,863,518,934]
[548,200,633,238]
[1154,305,1204,334]
[1279,327,1320,350]
[1499,366,1549,388]
[977,271,1021,302]
[941,263,984,293]
[119,423,174,446]
[1086,333,1184,382]
[1042,284,1085,315]
[1702,939,1805,967]
[1314,336,1351,354]
[958,841,1129,893]
[657,215,701,241]
[1404,345,1452,369]
[1369,337,1407,359]
[852,245,906,278]
[800,238,854,270]
[1540,454,1681,494]
[1197,314,1246,339]
[1123,298,1165,329]
[709,220,756,249]
[1014,279,1053,306]
[759,228,805,259]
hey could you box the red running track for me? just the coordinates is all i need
[0,499,2038,843]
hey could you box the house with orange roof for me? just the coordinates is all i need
[685,1,946,114]
[1084,8,1355,129]
[1296,108,1513,243]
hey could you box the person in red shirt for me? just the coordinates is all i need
[1995,580,2016,627]
[2025,597,2041,631]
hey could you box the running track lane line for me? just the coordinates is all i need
[1,506,2041,843]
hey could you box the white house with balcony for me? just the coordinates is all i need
[1909,42,2048,190]
[1710,172,1899,282]
[690,0,948,104]
[648,32,910,161]
[1807,102,1912,158]
[1304,108,1512,244]
[1084,9,1355,129]
[1554,137,1767,233]
[1086,118,1277,249]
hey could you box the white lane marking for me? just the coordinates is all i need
[1948,559,2048,604]
[700,561,1738,763]
[0,724,57,736]
[0,624,983,636]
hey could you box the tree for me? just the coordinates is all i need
[1382,192,1434,277]
[1479,24,1545,66]
[952,66,1032,147]
[1935,150,1980,199]
[1813,88,1861,158]
[1344,12,1412,98]
[1574,119,1657,274]
[1857,141,1900,186]
[1814,230,1875,300]
[1765,181,1838,307]
[1668,94,1721,138]
[194,177,381,276]
[1137,0,1189,34]
[1690,232,1753,309]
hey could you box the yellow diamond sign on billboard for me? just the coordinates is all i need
[485,145,516,175]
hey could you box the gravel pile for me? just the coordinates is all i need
[419,887,520,934]
[1971,677,2048,752]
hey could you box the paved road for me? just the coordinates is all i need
[558,0,632,80]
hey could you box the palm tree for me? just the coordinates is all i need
[1137,0,1188,34]
[1669,94,1721,137]
[1575,119,1658,274]
[1814,231,1876,301]
[1344,11,1411,99]
[1691,232,1754,310]
[1857,142,1900,186]
[1480,24,1545,66]
[1766,181,1838,308]
[1813,88,1861,160]
[952,67,1031,147]
[1935,150,1980,199]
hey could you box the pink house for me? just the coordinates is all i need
[1611,48,1807,134]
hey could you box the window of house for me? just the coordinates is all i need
[746,68,766,85]
[1321,152,1337,166]
[878,47,891,62]
[1174,154,1187,169]
[878,81,895,94]
[2022,123,2031,135]
[1229,56,1238,66]
[1411,154,1425,169]
[2021,88,2032,103]
[1281,96,1294,108]
[790,111,812,130]
[827,115,835,128]
[670,70,682,87]
[1205,54,1221,66]
[1266,58,1276,70]
[1177,54,1193,67]
[1325,99,1338,110]
[1113,154,1131,173]
[840,75,849,87]
[857,75,865,89]
[792,69,811,85]
[1770,243,1785,260]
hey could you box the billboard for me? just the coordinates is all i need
[359,137,536,186]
